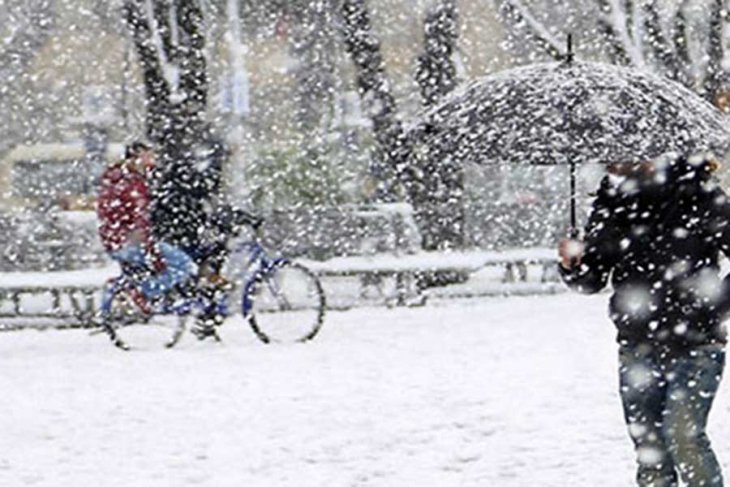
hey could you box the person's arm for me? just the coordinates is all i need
[705,185,730,315]
[128,177,166,272]
[707,185,730,256]
[559,177,620,294]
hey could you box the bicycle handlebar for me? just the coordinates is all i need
[231,209,264,230]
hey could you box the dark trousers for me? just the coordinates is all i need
[619,343,725,486]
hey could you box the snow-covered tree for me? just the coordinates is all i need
[124,0,225,249]
[412,0,464,252]
[341,0,466,252]
[288,1,339,135]
[497,0,729,106]
[340,0,412,204]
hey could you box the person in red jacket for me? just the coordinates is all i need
[97,142,196,306]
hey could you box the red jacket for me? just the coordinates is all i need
[96,161,154,254]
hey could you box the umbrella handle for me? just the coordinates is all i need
[568,158,580,267]
[565,33,574,65]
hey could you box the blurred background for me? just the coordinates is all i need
[1,0,727,271]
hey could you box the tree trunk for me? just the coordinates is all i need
[341,0,470,255]
[672,0,691,80]
[340,0,415,203]
[125,0,222,251]
[413,0,465,252]
[703,0,725,105]
[288,1,338,136]
[594,0,632,65]
[642,0,684,86]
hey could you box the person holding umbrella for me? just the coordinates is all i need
[558,154,728,486]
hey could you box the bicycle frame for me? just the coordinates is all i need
[98,221,325,347]
[101,229,290,324]
[234,239,289,317]
[100,274,195,317]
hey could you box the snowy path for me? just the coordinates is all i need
[3,294,730,486]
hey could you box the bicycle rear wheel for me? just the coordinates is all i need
[244,261,325,343]
[100,287,188,351]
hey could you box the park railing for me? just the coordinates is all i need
[303,247,563,309]
[0,248,563,330]
[0,266,112,330]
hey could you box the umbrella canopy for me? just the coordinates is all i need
[407,61,730,166]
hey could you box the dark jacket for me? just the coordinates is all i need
[560,158,730,348]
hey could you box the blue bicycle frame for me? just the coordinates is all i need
[235,239,290,317]
[100,273,196,317]
[100,237,289,322]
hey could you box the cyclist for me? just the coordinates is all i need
[96,142,197,312]
[190,202,263,339]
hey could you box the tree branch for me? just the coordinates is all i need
[702,0,725,104]
[176,0,208,122]
[143,0,181,95]
[498,0,563,61]
[124,0,172,143]
[416,0,459,106]
[340,0,412,191]
[642,0,683,84]
[151,0,176,61]
[288,0,337,133]
[593,0,641,66]
[670,0,694,90]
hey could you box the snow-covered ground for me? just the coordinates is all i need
[4,293,730,486]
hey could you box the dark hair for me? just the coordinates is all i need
[125,141,152,159]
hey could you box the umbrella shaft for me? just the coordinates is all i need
[570,160,577,237]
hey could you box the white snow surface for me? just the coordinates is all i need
[0,264,118,288]
[4,293,730,486]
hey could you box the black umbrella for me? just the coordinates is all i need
[407,42,730,235]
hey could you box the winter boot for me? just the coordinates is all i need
[191,314,223,341]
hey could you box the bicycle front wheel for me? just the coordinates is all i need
[100,287,188,351]
[244,261,325,343]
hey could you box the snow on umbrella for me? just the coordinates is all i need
[407,59,730,231]
[409,60,729,166]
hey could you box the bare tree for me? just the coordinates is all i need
[340,0,415,203]
[287,1,339,136]
[498,0,563,60]
[413,0,465,252]
[340,0,468,254]
[125,0,209,144]
[415,0,459,107]
[124,0,224,249]
[498,0,729,105]
[703,0,725,102]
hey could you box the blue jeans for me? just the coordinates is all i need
[110,242,197,299]
[619,343,725,486]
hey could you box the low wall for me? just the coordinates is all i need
[0,250,562,329]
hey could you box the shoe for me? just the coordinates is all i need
[191,319,221,341]
[206,273,233,291]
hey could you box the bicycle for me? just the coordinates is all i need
[97,213,326,350]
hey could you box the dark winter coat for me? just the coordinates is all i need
[560,158,730,349]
